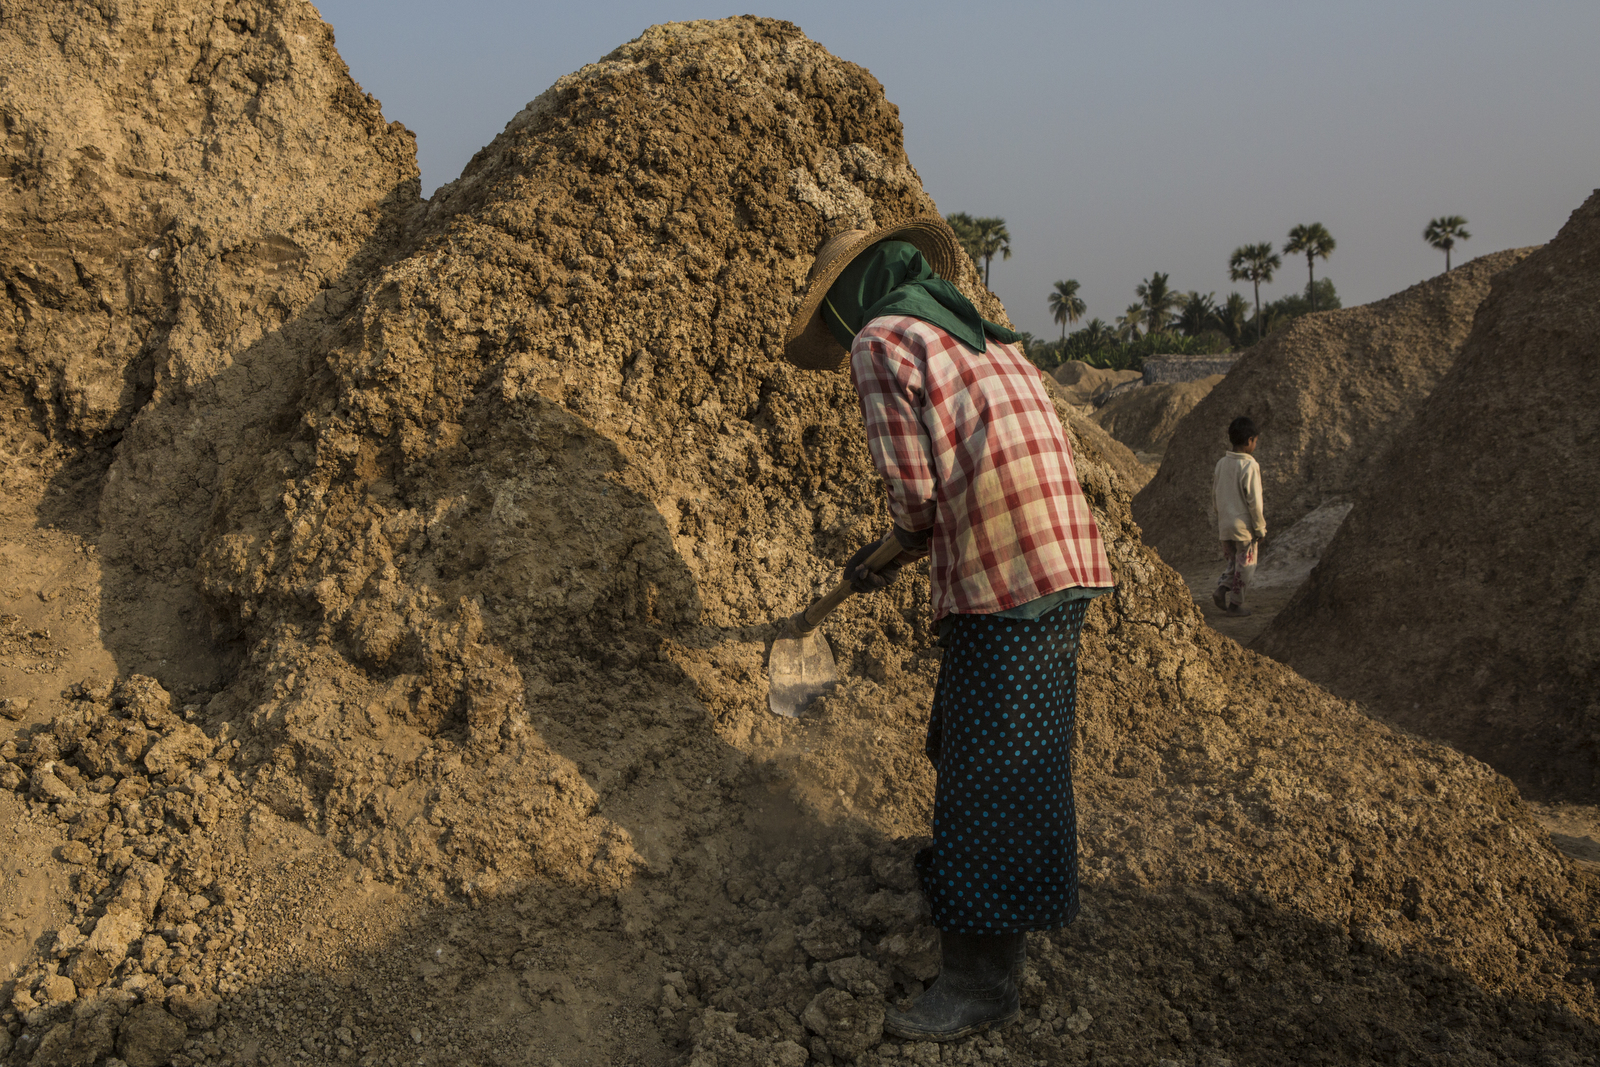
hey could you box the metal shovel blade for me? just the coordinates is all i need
[767,627,840,718]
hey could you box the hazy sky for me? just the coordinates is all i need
[314,1,1600,339]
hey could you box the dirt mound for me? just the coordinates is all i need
[2,9,1600,1067]
[1091,374,1224,456]
[1256,191,1600,804]
[0,0,420,689]
[1050,361,1140,407]
[1132,248,1534,568]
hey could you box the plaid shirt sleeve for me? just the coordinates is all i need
[851,328,938,534]
[850,315,1114,619]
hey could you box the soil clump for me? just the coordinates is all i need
[1,8,1598,1067]
[1256,191,1600,805]
[1133,248,1534,569]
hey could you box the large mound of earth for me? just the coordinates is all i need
[1132,248,1534,568]
[1091,374,1224,457]
[1,8,1598,1067]
[1256,191,1600,805]
[0,0,420,686]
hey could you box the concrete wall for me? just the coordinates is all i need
[1142,354,1238,385]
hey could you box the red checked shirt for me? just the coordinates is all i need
[850,315,1114,621]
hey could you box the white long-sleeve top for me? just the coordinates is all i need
[1213,451,1266,541]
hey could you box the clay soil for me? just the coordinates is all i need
[2,8,1599,1067]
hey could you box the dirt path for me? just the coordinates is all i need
[1525,802,1600,875]
[1178,562,1301,647]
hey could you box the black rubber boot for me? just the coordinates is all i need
[1003,931,1028,981]
[883,931,1024,1042]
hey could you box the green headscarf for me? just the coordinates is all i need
[822,240,1020,354]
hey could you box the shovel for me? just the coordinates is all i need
[767,533,904,718]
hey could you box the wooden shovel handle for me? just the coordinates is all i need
[792,534,904,635]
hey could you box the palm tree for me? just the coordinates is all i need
[972,217,1011,286]
[1229,242,1282,342]
[1047,279,1086,340]
[1215,292,1251,348]
[1424,216,1470,271]
[1177,291,1219,338]
[943,213,1012,285]
[1283,223,1336,311]
[1115,303,1145,343]
[1135,271,1184,335]
[945,212,982,272]
[1074,318,1115,350]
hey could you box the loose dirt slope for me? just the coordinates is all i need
[1133,248,1533,568]
[1257,191,1600,805]
[1,10,1599,1067]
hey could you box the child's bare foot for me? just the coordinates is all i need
[1226,605,1253,617]
[1212,588,1228,611]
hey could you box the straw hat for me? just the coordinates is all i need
[782,216,966,371]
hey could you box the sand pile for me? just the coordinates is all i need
[1090,375,1224,457]
[2,8,1599,1066]
[1257,191,1600,804]
[1132,248,1534,568]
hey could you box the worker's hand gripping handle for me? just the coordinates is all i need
[790,534,903,636]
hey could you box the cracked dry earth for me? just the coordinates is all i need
[2,6,1600,1067]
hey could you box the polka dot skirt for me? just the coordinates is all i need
[915,600,1087,934]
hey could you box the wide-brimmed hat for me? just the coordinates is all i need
[782,216,966,371]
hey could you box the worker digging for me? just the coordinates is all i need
[781,216,1116,1041]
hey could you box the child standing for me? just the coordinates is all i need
[1212,416,1266,616]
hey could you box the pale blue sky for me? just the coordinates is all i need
[314,1,1600,339]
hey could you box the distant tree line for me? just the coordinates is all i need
[946,213,1011,286]
[1030,229,1342,373]
[945,209,1469,373]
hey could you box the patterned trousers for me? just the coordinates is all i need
[1216,538,1258,609]
[916,599,1088,933]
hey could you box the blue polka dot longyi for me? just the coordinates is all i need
[915,599,1087,934]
